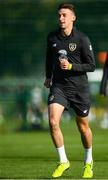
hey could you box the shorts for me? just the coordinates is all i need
[48,85,90,117]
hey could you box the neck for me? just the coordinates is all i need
[61,24,73,36]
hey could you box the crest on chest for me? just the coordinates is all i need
[69,43,77,51]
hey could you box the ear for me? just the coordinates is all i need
[72,15,76,22]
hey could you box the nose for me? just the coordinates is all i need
[59,15,63,22]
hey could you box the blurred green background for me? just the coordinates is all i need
[1,0,108,77]
[0,0,108,179]
[0,0,108,132]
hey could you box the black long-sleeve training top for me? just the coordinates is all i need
[45,27,95,91]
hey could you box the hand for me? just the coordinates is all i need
[59,58,72,70]
[44,78,52,88]
[59,58,69,70]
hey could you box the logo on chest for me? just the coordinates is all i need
[69,43,77,51]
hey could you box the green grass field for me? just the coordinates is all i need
[0,120,108,179]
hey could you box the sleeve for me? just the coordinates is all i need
[45,34,53,79]
[100,56,108,96]
[72,36,96,72]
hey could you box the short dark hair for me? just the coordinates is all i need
[58,3,76,16]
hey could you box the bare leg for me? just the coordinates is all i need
[48,103,65,147]
[48,103,69,163]
[76,115,92,148]
[48,103,70,178]
[76,115,93,163]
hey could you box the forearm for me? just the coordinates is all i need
[72,63,95,72]
[59,59,95,72]
[45,51,53,79]
[46,65,52,79]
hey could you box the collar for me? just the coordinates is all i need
[57,26,76,40]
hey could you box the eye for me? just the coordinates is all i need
[62,13,66,17]
[58,13,67,18]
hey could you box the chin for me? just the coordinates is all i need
[60,25,65,29]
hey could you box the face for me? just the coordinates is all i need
[58,8,76,29]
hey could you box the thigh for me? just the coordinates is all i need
[48,103,65,123]
[76,115,89,125]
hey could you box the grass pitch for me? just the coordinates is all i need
[0,120,108,179]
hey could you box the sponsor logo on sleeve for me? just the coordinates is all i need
[89,45,92,51]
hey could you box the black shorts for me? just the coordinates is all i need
[48,85,90,117]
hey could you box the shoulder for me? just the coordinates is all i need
[47,29,59,41]
[74,27,90,42]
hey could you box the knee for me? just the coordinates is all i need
[49,116,59,131]
[79,124,87,134]
[77,116,90,134]
[78,122,89,134]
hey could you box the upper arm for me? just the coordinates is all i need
[81,35,95,64]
